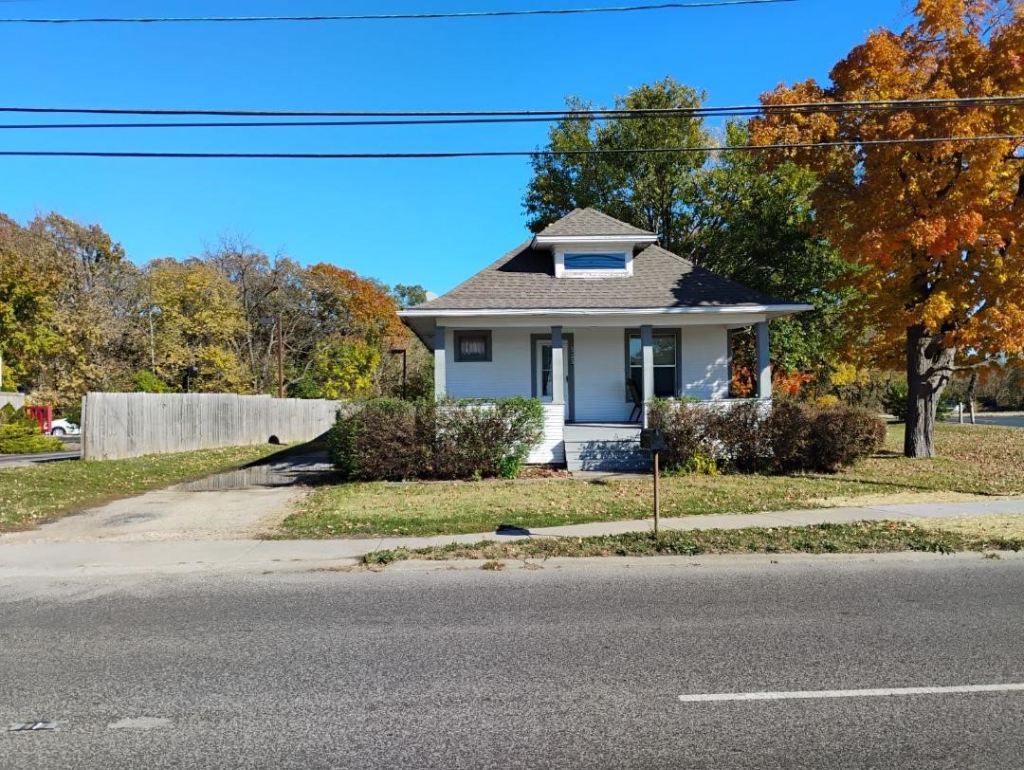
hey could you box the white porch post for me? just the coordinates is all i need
[641,324,654,426]
[756,321,771,400]
[550,326,564,405]
[434,325,447,400]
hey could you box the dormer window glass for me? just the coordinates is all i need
[563,252,627,271]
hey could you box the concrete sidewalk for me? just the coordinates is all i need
[1,497,1022,578]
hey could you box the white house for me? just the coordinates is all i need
[399,208,811,471]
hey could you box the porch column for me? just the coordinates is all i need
[550,326,565,405]
[641,324,654,426]
[756,321,771,400]
[434,325,447,400]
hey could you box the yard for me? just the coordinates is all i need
[280,423,1024,538]
[0,444,286,533]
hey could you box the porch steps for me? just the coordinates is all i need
[563,423,651,473]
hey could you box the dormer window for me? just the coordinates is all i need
[563,253,628,271]
[551,244,636,278]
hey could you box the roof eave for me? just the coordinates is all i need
[399,304,814,318]
[532,234,659,247]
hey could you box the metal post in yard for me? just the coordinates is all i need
[653,450,660,536]
[640,428,665,538]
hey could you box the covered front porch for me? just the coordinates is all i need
[430,319,774,471]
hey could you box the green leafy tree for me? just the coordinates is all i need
[392,283,428,308]
[524,77,711,253]
[691,123,854,375]
[146,258,249,392]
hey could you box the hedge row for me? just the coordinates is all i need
[328,397,544,481]
[648,399,886,474]
[0,405,64,455]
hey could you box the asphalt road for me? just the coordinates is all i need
[946,412,1024,429]
[2,556,1023,769]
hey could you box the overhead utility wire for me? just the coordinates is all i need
[3,98,1023,130]
[0,95,1019,118]
[0,134,1019,160]
[0,0,796,24]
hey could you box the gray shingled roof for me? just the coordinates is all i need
[414,240,790,311]
[536,208,655,239]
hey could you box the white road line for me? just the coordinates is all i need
[678,683,1024,703]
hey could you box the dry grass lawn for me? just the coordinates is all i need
[911,514,1024,539]
[280,423,1024,538]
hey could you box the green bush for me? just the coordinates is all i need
[133,369,172,393]
[883,378,953,422]
[327,396,544,481]
[650,399,885,475]
[882,379,909,420]
[0,406,64,455]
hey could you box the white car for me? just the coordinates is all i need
[48,418,80,436]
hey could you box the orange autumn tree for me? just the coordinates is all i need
[751,0,1024,457]
[303,263,408,397]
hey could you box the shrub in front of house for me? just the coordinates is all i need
[649,398,885,475]
[0,405,64,455]
[328,398,428,481]
[328,396,544,481]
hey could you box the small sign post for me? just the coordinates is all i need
[639,428,667,537]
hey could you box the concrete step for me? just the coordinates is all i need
[564,437,651,472]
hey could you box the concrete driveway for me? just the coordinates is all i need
[0,451,334,544]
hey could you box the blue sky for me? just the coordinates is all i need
[1,0,911,294]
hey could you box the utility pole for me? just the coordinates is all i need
[259,315,285,398]
[276,315,284,399]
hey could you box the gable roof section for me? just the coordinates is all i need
[412,241,792,312]
[535,207,655,239]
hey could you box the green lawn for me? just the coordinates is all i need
[279,423,1024,539]
[364,521,1024,565]
[0,444,287,533]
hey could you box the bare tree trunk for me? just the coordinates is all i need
[904,324,956,458]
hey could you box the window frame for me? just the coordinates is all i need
[624,328,682,401]
[562,252,629,272]
[453,330,492,363]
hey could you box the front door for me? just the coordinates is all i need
[535,339,573,417]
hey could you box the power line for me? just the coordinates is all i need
[0,96,1019,123]
[0,95,1018,119]
[0,0,797,24]
[2,97,1023,130]
[0,134,1019,160]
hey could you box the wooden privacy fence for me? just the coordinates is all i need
[81,392,342,461]
[0,393,26,409]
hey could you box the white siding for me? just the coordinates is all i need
[445,328,532,399]
[679,326,730,400]
[527,403,566,464]
[573,328,633,422]
[442,325,730,424]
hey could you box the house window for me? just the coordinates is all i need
[563,252,627,271]
[627,332,677,398]
[540,344,552,397]
[454,330,492,362]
